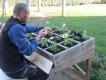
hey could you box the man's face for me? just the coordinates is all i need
[19,9,29,23]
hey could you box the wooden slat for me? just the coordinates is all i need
[54,44,81,66]
[62,67,83,80]
[73,64,86,75]
[50,48,94,73]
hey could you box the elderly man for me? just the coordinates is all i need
[0,3,51,80]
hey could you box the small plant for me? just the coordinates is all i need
[64,38,73,46]
[75,30,88,39]
[73,35,81,40]
[70,30,88,42]
[49,42,60,53]
[82,30,88,39]
[61,33,69,38]
[39,38,48,48]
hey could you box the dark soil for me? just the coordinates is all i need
[50,36,64,43]
[45,33,56,39]
[62,42,77,48]
[46,46,65,54]
[74,38,87,42]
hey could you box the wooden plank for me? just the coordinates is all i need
[54,43,81,66]
[73,64,86,75]
[54,71,61,80]
[62,67,83,80]
[50,48,94,73]
[25,53,53,74]
[81,38,95,52]
[82,59,91,80]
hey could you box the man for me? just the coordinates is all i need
[0,3,51,80]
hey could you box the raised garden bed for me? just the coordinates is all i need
[29,27,95,67]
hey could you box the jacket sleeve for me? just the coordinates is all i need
[8,24,39,56]
[25,23,44,33]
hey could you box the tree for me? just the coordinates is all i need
[2,0,8,19]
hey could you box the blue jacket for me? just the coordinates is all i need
[8,23,41,56]
[0,16,44,77]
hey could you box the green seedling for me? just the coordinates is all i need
[82,30,88,39]
[61,33,69,38]
[64,38,73,46]
[70,30,88,41]
[49,42,60,53]
[73,36,80,40]
[40,38,48,47]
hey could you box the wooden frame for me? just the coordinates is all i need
[35,28,95,80]
[48,55,94,80]
[26,37,95,80]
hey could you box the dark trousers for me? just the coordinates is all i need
[5,59,49,80]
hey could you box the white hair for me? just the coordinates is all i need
[13,3,28,16]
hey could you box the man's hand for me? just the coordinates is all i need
[44,27,52,33]
[36,29,48,41]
